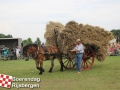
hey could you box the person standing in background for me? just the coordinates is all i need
[3,49,8,60]
[16,46,20,60]
[20,46,24,59]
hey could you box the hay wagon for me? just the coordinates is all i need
[54,29,99,70]
[62,44,98,70]
[45,21,113,71]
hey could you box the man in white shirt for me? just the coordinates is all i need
[70,39,84,74]
[16,46,20,60]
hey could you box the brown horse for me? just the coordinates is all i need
[23,44,64,75]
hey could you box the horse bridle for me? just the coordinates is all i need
[25,46,39,59]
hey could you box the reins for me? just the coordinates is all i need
[26,44,61,60]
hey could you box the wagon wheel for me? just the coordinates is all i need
[82,47,95,70]
[63,54,75,69]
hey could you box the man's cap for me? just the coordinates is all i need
[76,39,81,42]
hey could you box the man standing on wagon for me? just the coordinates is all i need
[70,39,84,74]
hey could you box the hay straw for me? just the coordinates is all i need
[44,21,114,61]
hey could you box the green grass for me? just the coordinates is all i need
[0,56,120,90]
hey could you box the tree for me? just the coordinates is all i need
[5,34,13,38]
[22,40,28,46]
[110,29,120,37]
[34,37,41,45]
[110,29,120,43]
[22,38,33,46]
[27,38,33,44]
[0,33,13,38]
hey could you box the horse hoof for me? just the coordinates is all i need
[39,73,42,75]
[39,72,42,75]
[25,59,29,61]
[60,70,63,72]
[43,69,45,72]
[48,71,52,73]
[48,69,52,73]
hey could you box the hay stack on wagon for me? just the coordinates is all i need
[44,21,114,61]
[44,21,64,46]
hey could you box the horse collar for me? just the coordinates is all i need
[33,46,40,59]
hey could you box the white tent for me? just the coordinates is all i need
[109,39,116,44]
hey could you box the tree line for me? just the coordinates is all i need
[0,33,42,46]
[110,29,120,37]
[0,33,13,38]
[22,37,41,46]
[110,29,120,43]
[1,29,120,45]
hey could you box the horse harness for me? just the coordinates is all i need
[33,45,57,59]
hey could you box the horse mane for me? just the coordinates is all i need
[23,44,38,53]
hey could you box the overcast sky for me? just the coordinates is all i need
[0,0,120,42]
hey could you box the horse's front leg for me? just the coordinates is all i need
[35,60,44,75]
[57,56,64,72]
[39,59,45,75]
[36,61,40,70]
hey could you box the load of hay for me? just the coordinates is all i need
[44,21,114,61]
[44,21,64,46]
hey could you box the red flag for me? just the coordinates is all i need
[0,74,12,88]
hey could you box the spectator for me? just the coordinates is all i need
[114,46,119,55]
[107,44,111,56]
[109,44,114,54]
[20,46,24,59]
[116,43,120,51]
[41,42,44,46]
[11,47,16,60]
[3,49,8,60]
[16,46,20,60]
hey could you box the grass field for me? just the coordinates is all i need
[0,56,120,90]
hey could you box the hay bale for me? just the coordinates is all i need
[79,23,113,61]
[44,21,64,46]
[44,21,114,61]
[57,21,79,53]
